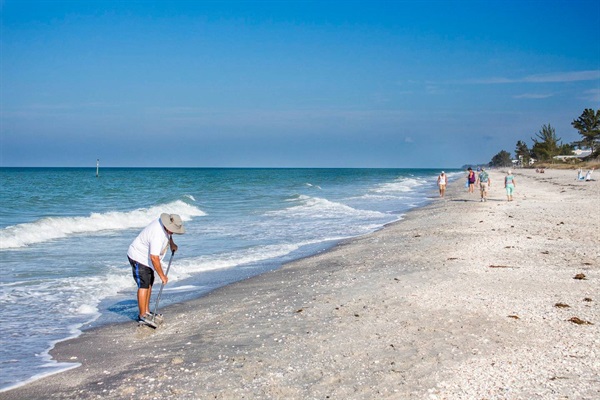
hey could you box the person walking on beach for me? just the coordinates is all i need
[504,170,516,201]
[476,167,491,202]
[437,171,447,197]
[467,167,476,193]
[127,213,185,326]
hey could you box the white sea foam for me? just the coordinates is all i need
[171,243,305,280]
[0,264,134,392]
[371,176,426,193]
[268,195,387,219]
[0,201,205,250]
[162,285,200,292]
[75,304,98,315]
[350,193,409,201]
[0,358,80,393]
[0,267,133,313]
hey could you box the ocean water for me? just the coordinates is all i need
[0,167,454,390]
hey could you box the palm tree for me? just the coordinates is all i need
[571,108,600,154]
[531,124,561,162]
[515,140,530,165]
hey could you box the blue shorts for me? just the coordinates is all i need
[129,257,155,289]
[505,184,515,195]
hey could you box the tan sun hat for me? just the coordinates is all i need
[160,213,185,234]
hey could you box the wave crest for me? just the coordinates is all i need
[371,177,426,193]
[0,200,205,250]
[268,195,386,219]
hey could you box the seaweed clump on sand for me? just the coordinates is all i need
[568,317,593,325]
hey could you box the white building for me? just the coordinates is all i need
[553,149,592,161]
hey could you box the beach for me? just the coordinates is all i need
[2,168,598,399]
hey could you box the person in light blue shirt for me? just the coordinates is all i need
[476,168,491,202]
[504,170,516,201]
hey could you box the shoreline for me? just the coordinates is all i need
[2,168,598,399]
[0,169,439,394]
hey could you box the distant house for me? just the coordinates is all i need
[553,149,592,162]
[511,156,536,167]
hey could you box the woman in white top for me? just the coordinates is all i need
[437,171,447,197]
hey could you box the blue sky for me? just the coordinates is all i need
[1,0,599,168]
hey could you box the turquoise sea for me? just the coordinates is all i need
[0,167,457,390]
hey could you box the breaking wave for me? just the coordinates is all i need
[0,200,205,250]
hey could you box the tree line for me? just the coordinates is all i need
[489,108,600,167]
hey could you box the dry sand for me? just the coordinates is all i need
[1,168,598,400]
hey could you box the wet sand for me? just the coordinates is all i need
[2,168,598,399]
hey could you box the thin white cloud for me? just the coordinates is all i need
[513,93,554,99]
[455,70,600,85]
[581,88,600,102]
[466,77,514,84]
[523,70,599,83]
[425,85,444,94]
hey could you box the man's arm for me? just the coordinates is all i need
[151,254,168,284]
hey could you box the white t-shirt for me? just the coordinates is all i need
[127,218,169,270]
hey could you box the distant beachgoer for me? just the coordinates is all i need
[437,171,447,197]
[585,168,594,181]
[127,213,184,327]
[504,170,516,201]
[476,167,490,202]
[577,168,584,181]
[467,167,476,193]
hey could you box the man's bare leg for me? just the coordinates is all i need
[137,287,151,317]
